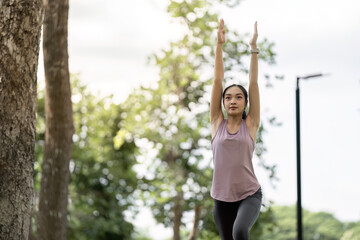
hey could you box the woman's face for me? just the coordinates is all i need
[223,86,247,116]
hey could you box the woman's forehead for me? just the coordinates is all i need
[225,86,244,95]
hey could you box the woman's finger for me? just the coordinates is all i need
[220,19,224,29]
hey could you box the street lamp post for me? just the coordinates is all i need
[296,73,324,240]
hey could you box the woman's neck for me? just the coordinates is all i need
[227,115,242,126]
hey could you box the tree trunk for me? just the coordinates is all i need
[189,204,202,240]
[37,0,74,239]
[0,1,43,239]
[173,190,184,240]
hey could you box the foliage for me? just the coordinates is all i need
[120,0,277,238]
[261,205,360,240]
[34,75,138,240]
[35,0,280,237]
[341,221,360,240]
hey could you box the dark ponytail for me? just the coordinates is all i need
[242,108,247,119]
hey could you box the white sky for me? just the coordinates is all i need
[38,0,360,238]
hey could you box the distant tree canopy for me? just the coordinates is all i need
[261,205,360,240]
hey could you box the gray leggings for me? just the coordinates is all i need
[213,188,262,240]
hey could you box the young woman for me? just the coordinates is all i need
[210,19,262,240]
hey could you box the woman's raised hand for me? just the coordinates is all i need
[217,19,225,44]
[249,21,258,48]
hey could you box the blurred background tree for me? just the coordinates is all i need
[32,0,278,239]
[37,0,74,239]
[34,76,138,240]
[119,0,277,239]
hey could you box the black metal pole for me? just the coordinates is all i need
[296,77,303,240]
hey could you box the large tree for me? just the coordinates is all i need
[0,0,43,239]
[37,0,74,239]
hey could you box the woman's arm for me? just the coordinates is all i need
[210,19,225,135]
[247,22,260,132]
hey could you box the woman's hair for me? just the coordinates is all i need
[222,84,248,119]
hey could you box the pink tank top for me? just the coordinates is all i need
[211,119,260,202]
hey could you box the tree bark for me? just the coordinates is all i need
[189,204,202,240]
[0,1,43,239]
[37,0,74,239]
[173,190,184,240]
